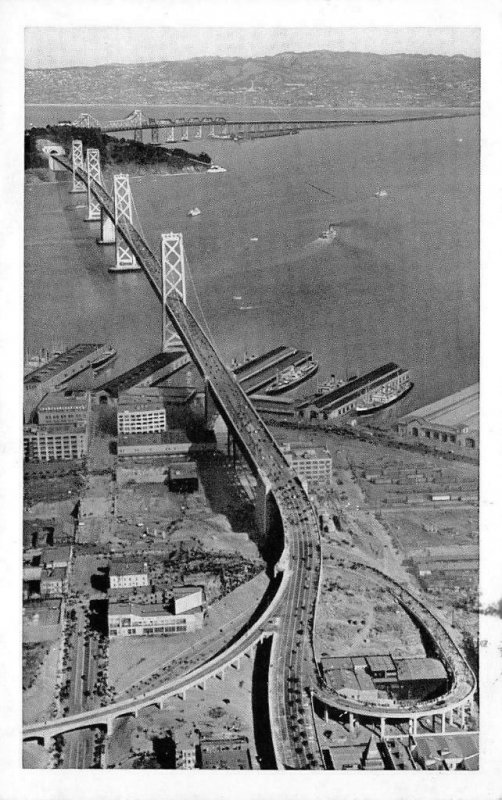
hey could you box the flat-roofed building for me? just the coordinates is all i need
[24,423,88,462]
[397,384,479,453]
[168,462,199,492]
[117,390,167,435]
[40,566,68,597]
[282,442,332,485]
[24,344,109,392]
[117,430,214,459]
[37,389,91,426]
[175,731,197,769]
[199,737,251,770]
[173,586,204,615]
[109,560,149,589]
[41,545,72,569]
[108,602,203,637]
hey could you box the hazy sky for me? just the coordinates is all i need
[25,27,480,69]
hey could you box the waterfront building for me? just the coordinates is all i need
[24,423,88,462]
[109,560,149,589]
[95,352,190,402]
[36,389,91,426]
[24,344,109,393]
[108,602,204,637]
[396,383,479,453]
[281,442,332,485]
[297,363,410,421]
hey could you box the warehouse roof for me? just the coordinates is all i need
[395,658,447,682]
[399,383,479,432]
[109,561,146,576]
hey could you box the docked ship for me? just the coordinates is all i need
[355,379,414,415]
[318,223,338,242]
[267,360,319,395]
[91,346,117,374]
[207,164,227,172]
[187,207,201,217]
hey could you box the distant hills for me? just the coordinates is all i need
[25,51,480,108]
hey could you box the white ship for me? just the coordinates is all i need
[207,165,227,173]
[187,207,201,217]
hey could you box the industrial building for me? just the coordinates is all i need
[282,442,332,485]
[397,383,479,454]
[109,561,149,590]
[24,423,89,462]
[108,601,204,637]
[297,363,410,421]
[320,654,448,703]
[117,430,206,459]
[36,389,91,426]
[117,391,167,435]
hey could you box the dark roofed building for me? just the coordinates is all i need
[199,737,251,770]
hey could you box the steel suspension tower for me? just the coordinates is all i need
[161,233,187,352]
[70,140,86,193]
[85,148,103,221]
[110,174,141,272]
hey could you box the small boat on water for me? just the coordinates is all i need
[207,164,227,173]
[355,380,414,415]
[374,189,388,198]
[250,237,259,242]
[267,360,319,395]
[187,207,201,217]
[91,346,117,374]
[318,223,337,242]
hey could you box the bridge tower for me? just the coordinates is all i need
[166,127,175,143]
[161,233,187,352]
[70,140,86,193]
[85,148,103,221]
[110,174,141,272]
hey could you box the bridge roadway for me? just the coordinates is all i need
[32,155,325,769]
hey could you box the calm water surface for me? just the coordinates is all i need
[25,108,479,412]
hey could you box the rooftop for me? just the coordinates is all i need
[25,422,87,435]
[173,585,202,598]
[24,344,105,385]
[109,560,147,576]
[395,658,447,682]
[399,383,479,432]
[118,430,189,447]
[42,545,71,563]
[41,567,67,581]
[38,390,90,410]
[23,599,62,626]
[169,462,198,478]
[96,352,183,396]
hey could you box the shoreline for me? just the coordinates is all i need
[25,103,479,113]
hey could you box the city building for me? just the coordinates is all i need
[117,430,211,459]
[397,383,479,453]
[360,735,385,770]
[282,442,332,485]
[24,423,89,462]
[172,586,204,615]
[199,737,251,770]
[40,566,68,597]
[175,731,198,769]
[108,602,204,637]
[109,560,149,589]
[41,545,72,569]
[411,733,479,770]
[117,391,167,435]
[36,389,91,426]
[168,462,199,492]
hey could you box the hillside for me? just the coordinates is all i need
[26,51,479,108]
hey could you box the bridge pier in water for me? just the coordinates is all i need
[97,209,116,245]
